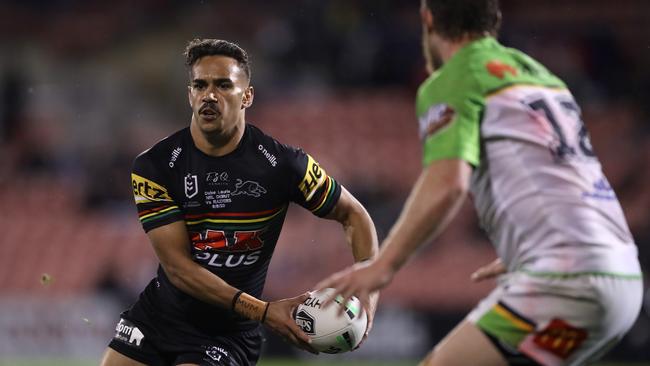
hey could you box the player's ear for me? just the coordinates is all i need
[420,2,434,33]
[187,85,192,107]
[241,86,254,109]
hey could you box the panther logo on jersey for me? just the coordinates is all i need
[232,179,267,198]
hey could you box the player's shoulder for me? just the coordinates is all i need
[464,37,566,94]
[134,127,190,170]
[416,40,490,111]
[246,123,305,168]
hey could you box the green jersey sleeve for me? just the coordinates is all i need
[416,68,483,167]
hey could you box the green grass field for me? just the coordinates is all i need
[0,359,647,366]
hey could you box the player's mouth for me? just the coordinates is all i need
[199,104,220,120]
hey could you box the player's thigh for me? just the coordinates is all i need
[419,319,507,366]
[100,347,148,366]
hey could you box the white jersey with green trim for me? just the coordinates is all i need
[416,37,640,275]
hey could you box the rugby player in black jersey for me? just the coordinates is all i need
[100,39,379,366]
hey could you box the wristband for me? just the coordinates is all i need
[231,290,244,312]
[232,291,268,322]
[261,302,270,323]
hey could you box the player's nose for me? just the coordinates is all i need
[203,92,218,102]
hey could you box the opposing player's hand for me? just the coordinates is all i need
[470,258,506,282]
[264,293,318,354]
[316,260,393,316]
[354,290,379,350]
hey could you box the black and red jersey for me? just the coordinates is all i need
[129,123,341,335]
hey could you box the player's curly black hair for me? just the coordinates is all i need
[184,39,251,80]
[425,0,501,40]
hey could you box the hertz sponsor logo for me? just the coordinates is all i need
[299,155,326,201]
[132,173,172,202]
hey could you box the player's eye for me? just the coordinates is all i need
[193,82,206,90]
[218,81,233,90]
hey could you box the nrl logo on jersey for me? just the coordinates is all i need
[185,173,198,198]
[418,103,455,140]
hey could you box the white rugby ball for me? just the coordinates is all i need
[294,288,368,354]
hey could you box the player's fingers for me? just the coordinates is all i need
[470,267,489,282]
[470,260,506,282]
[364,305,373,334]
[353,310,372,350]
[284,330,315,354]
[314,275,337,292]
[286,321,318,354]
[337,291,356,316]
[293,292,310,305]
[323,282,350,308]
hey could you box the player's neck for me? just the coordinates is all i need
[439,33,487,62]
[190,118,245,157]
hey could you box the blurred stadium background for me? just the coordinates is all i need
[1,0,649,365]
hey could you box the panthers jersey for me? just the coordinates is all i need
[130,124,341,334]
[416,37,640,276]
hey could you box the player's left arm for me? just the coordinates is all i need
[285,146,379,340]
[323,187,379,341]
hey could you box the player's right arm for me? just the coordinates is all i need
[318,66,483,303]
[147,221,241,310]
[146,221,315,353]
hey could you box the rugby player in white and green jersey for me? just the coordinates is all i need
[317,1,643,365]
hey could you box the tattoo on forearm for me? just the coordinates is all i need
[233,292,267,322]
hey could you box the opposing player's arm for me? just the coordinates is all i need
[316,158,471,304]
[375,158,471,273]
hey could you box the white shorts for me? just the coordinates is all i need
[467,272,643,366]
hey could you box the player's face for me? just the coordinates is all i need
[188,55,253,134]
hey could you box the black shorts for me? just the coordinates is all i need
[108,315,263,366]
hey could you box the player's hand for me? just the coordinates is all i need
[354,290,379,350]
[470,258,506,282]
[315,259,394,315]
[264,293,319,354]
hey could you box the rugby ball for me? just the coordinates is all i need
[294,288,368,354]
